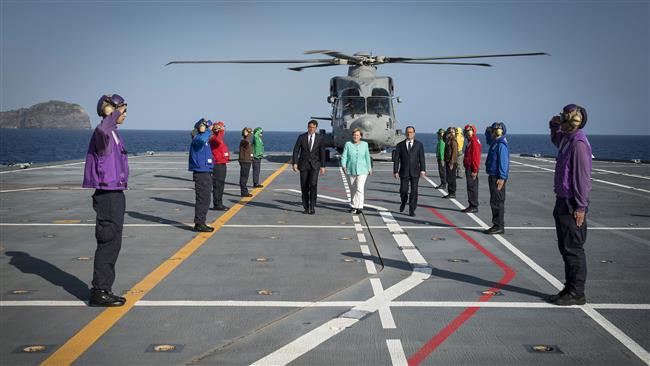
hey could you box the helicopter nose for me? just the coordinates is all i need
[360,119,372,131]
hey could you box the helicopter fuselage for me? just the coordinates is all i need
[325,66,405,153]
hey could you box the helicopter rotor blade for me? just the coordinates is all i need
[393,61,492,67]
[288,63,340,72]
[304,50,362,62]
[166,59,332,66]
[385,52,549,63]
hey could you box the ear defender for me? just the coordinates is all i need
[102,104,115,117]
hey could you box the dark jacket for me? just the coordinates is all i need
[444,137,458,165]
[393,139,426,178]
[292,132,326,170]
[239,136,253,163]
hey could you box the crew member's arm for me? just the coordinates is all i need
[94,110,122,156]
[472,140,481,175]
[496,143,509,190]
[549,117,564,148]
[572,141,592,226]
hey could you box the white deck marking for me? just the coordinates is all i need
[2,222,648,231]
[0,161,85,174]
[250,168,432,366]
[352,215,360,222]
[2,300,648,309]
[393,233,414,248]
[424,175,650,364]
[522,157,650,180]
[593,168,650,180]
[359,245,371,256]
[511,160,650,194]
[250,317,358,366]
[357,233,367,243]
[371,279,396,329]
[354,223,363,232]
[365,260,378,274]
[386,339,408,366]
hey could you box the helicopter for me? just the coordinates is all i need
[167,50,547,155]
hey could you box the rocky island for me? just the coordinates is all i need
[0,100,91,129]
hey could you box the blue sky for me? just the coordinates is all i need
[1,0,648,134]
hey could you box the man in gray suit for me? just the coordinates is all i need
[393,126,426,216]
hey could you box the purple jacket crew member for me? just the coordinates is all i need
[548,104,592,306]
[82,94,129,307]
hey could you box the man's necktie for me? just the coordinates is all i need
[309,135,313,151]
[408,141,412,152]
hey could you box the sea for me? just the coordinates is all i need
[1,129,648,165]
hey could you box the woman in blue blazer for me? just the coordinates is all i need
[341,128,372,214]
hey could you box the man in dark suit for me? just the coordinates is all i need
[393,126,426,216]
[292,120,326,214]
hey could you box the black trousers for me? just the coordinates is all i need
[553,197,588,296]
[91,190,125,291]
[399,176,420,213]
[300,168,319,210]
[193,172,211,225]
[436,159,447,187]
[488,175,506,229]
[465,168,479,208]
[445,164,457,195]
[212,164,227,207]
[252,158,262,186]
[239,162,251,195]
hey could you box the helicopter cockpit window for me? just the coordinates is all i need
[341,96,365,117]
[367,96,391,117]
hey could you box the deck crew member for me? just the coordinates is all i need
[393,125,426,217]
[548,104,592,306]
[435,128,447,190]
[82,94,129,307]
[341,128,372,214]
[484,122,509,235]
[209,121,229,211]
[462,124,481,213]
[455,127,465,178]
[239,127,254,197]
[189,118,215,232]
[292,120,326,215]
[252,127,265,188]
[443,127,458,199]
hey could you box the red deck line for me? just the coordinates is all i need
[408,206,516,366]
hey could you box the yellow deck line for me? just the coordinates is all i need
[41,162,289,366]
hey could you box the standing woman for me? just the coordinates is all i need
[239,127,254,197]
[341,128,372,214]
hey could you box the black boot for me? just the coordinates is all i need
[89,288,126,307]
[553,291,586,306]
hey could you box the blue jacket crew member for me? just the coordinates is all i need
[484,122,509,234]
[292,120,326,214]
[393,126,426,217]
[82,94,129,307]
[548,104,592,306]
[341,128,372,214]
[189,118,215,232]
